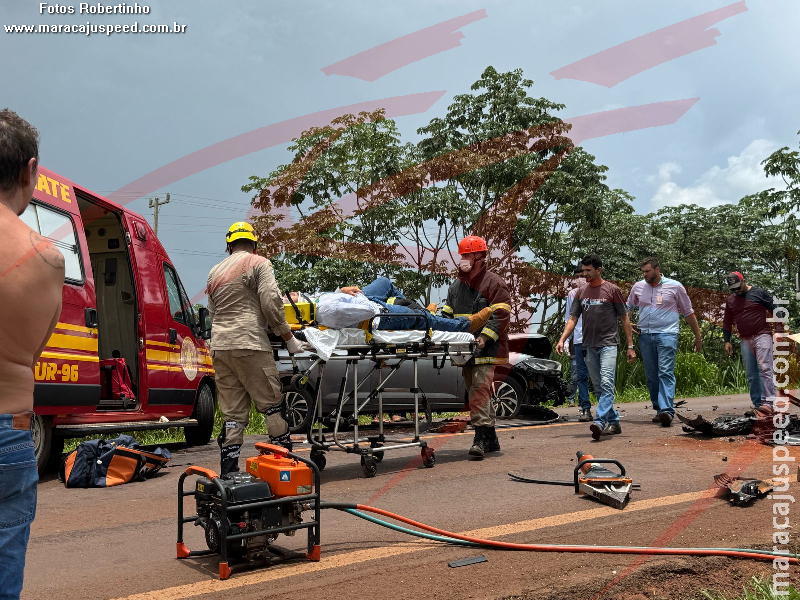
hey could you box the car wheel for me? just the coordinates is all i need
[492,377,523,419]
[284,384,314,433]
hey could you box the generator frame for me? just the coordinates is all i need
[177,445,321,580]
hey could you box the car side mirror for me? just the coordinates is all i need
[197,307,211,340]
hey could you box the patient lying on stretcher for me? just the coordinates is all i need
[286,276,492,333]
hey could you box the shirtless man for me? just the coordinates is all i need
[0,109,64,599]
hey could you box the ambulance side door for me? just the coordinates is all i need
[162,262,200,409]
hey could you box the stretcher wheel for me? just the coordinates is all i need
[361,456,377,478]
[421,447,435,468]
[310,450,327,472]
[370,442,384,463]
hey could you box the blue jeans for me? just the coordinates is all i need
[362,277,469,332]
[638,332,678,416]
[583,346,620,428]
[741,334,777,408]
[0,416,38,600]
[570,343,590,410]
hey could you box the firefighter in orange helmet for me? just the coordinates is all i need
[442,236,511,459]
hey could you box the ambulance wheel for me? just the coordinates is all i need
[32,414,54,472]
[421,447,435,468]
[310,450,327,472]
[185,383,215,446]
[361,456,377,478]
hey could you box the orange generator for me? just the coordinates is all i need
[177,443,321,580]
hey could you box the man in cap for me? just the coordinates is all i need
[206,222,304,476]
[722,271,783,414]
[442,236,511,459]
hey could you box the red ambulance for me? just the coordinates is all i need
[25,167,216,470]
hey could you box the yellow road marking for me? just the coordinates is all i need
[113,490,712,600]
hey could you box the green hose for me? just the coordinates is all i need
[339,508,797,560]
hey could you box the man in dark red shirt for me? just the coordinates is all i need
[722,271,784,414]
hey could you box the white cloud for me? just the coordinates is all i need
[650,139,787,210]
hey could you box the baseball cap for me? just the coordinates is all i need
[726,271,744,290]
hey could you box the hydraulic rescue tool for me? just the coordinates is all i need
[177,443,321,580]
[508,450,639,509]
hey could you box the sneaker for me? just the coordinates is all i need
[578,409,593,422]
[659,412,673,427]
[590,423,603,440]
[603,423,622,435]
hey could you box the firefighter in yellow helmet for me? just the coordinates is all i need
[205,222,304,476]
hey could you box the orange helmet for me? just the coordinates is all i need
[458,236,487,254]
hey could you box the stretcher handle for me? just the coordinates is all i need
[184,466,219,480]
[254,442,290,457]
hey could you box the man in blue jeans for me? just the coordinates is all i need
[557,254,636,440]
[565,267,591,421]
[0,109,65,599]
[722,271,783,415]
[626,257,703,427]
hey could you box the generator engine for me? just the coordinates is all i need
[194,473,293,559]
[178,443,320,579]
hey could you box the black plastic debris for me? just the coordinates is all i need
[714,474,774,506]
[448,555,488,568]
[677,413,754,436]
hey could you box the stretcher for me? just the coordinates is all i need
[284,314,476,478]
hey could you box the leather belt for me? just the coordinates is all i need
[12,410,33,430]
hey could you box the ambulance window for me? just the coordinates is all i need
[163,264,186,326]
[23,202,83,283]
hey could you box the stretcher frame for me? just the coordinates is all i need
[293,314,476,478]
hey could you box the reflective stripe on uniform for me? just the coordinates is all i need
[480,327,499,341]
[475,356,509,365]
[442,305,453,315]
[454,314,471,317]
[491,302,512,313]
[387,297,397,305]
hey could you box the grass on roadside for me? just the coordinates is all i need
[701,575,799,600]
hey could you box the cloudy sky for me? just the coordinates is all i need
[2,0,798,297]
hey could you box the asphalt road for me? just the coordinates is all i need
[23,394,799,600]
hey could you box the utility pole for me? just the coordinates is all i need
[148,193,170,236]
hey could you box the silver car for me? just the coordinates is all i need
[277,333,567,433]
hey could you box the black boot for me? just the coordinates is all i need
[270,431,293,453]
[468,426,485,459]
[483,426,501,453]
[220,443,241,478]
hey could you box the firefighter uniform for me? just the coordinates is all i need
[207,223,294,475]
[443,236,511,458]
[443,269,511,427]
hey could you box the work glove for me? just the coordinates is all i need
[285,335,304,355]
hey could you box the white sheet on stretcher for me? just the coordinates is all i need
[301,327,474,363]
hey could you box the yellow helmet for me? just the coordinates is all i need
[226,221,258,244]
